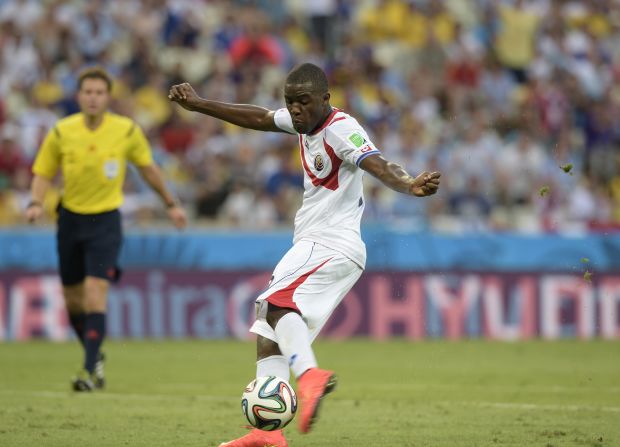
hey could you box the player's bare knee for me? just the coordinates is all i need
[257,335,282,360]
[63,283,84,313]
[83,276,109,312]
[265,304,299,329]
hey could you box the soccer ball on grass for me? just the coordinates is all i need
[241,376,297,431]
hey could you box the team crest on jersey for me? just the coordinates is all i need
[314,154,324,171]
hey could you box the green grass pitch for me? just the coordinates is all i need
[0,340,618,446]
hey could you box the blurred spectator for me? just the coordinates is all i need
[194,151,234,220]
[0,0,618,233]
[303,0,338,57]
[221,179,266,228]
[0,124,26,182]
[265,149,303,198]
[479,55,516,116]
[73,0,117,61]
[229,10,283,69]
[495,130,547,206]
[0,174,21,226]
[493,0,541,83]
[449,176,492,232]
[134,73,174,130]
[0,0,43,31]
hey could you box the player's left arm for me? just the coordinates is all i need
[136,164,187,229]
[359,154,441,197]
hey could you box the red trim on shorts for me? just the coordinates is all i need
[266,258,332,311]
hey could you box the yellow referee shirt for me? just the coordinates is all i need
[33,112,153,214]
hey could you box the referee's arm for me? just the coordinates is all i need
[128,123,187,229]
[26,175,53,222]
[27,127,60,223]
[137,164,187,229]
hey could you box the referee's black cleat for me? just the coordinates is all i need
[94,352,105,389]
[71,369,95,392]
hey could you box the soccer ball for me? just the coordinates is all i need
[241,376,297,431]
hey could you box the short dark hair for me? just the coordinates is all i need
[77,66,113,91]
[286,63,328,94]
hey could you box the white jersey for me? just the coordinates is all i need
[274,107,381,268]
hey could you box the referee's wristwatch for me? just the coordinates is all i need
[27,200,43,209]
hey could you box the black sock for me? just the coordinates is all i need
[69,312,86,347]
[83,313,106,374]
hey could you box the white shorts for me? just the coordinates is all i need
[250,240,363,343]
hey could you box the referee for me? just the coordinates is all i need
[26,67,187,391]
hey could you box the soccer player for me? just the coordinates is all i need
[26,67,187,392]
[169,63,440,447]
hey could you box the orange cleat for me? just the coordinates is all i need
[218,428,287,447]
[296,368,338,434]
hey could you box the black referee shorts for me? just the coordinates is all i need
[56,205,122,286]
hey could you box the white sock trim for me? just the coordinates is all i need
[256,355,290,382]
[274,312,317,378]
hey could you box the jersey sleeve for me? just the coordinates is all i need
[327,120,381,167]
[32,127,61,179]
[273,108,297,134]
[126,123,154,167]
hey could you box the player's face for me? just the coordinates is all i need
[77,78,110,117]
[284,82,330,134]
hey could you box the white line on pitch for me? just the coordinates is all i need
[0,389,233,402]
[2,390,619,414]
[439,400,620,413]
[372,383,620,393]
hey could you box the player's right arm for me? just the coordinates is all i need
[168,82,283,132]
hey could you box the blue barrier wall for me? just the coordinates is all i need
[0,228,618,272]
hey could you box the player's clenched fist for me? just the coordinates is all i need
[168,82,199,111]
[410,171,441,197]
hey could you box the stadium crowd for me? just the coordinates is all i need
[0,0,619,233]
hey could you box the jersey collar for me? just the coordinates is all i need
[309,108,338,136]
[81,111,109,133]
